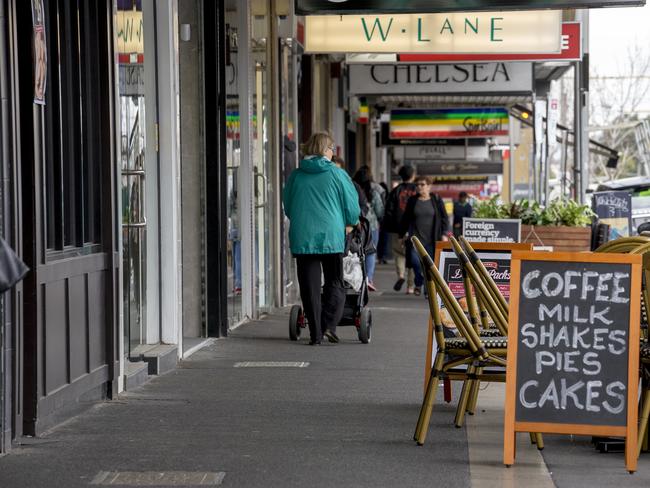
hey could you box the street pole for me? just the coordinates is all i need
[574,10,590,204]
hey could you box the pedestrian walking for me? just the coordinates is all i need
[383,165,417,293]
[376,181,392,264]
[398,175,450,296]
[452,191,473,238]
[353,166,385,291]
[283,132,361,345]
[332,155,368,214]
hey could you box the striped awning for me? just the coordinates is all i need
[390,107,509,139]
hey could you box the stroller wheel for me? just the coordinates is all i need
[358,308,372,344]
[289,305,303,341]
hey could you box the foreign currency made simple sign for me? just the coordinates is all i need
[296,0,645,15]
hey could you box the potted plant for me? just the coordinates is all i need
[472,197,594,252]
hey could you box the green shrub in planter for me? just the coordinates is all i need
[472,196,594,227]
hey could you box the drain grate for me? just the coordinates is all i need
[90,471,225,486]
[233,361,310,368]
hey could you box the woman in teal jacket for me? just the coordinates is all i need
[283,132,360,345]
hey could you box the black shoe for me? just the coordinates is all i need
[309,340,321,346]
[393,278,405,291]
[323,330,340,343]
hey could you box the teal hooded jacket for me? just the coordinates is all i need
[283,156,360,255]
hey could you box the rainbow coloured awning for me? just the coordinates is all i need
[390,108,509,139]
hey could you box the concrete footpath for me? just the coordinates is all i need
[0,265,648,487]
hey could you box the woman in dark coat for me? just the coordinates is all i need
[398,175,449,296]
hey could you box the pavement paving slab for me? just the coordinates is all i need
[0,265,648,487]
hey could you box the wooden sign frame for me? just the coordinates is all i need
[504,251,641,472]
[424,241,533,387]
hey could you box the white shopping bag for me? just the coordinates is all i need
[343,252,363,292]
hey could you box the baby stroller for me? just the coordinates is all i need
[289,216,373,343]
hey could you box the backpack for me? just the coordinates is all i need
[383,183,416,233]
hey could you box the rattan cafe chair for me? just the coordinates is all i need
[411,237,543,448]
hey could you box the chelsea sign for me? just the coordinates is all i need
[305,11,562,54]
[297,0,645,15]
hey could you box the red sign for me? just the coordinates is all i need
[430,182,484,199]
[399,22,581,63]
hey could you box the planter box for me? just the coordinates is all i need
[521,225,592,252]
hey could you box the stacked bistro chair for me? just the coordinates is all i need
[450,236,510,423]
[595,236,650,457]
[448,236,544,451]
[412,236,543,449]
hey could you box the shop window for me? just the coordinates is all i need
[43,0,104,255]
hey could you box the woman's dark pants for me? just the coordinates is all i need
[296,253,346,342]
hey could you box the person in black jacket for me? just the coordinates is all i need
[452,191,473,238]
[398,175,450,296]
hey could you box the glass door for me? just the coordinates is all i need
[253,62,272,312]
[224,9,243,325]
[279,38,299,306]
[117,0,157,357]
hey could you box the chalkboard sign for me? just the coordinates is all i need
[504,251,641,472]
[424,242,532,384]
[463,218,521,243]
[592,191,632,239]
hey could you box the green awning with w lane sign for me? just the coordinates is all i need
[296,0,644,15]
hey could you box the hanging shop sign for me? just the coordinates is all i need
[116,9,144,56]
[119,65,145,97]
[504,251,641,472]
[381,124,491,147]
[305,12,562,54]
[391,108,509,139]
[414,161,503,176]
[296,0,645,15]
[349,63,533,96]
[592,191,632,239]
[398,22,582,63]
[404,143,489,160]
[32,0,47,105]
[463,218,521,243]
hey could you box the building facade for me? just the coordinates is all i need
[0,0,309,453]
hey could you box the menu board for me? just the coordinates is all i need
[504,251,641,472]
[592,191,632,239]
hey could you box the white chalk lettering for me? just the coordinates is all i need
[520,323,538,348]
[595,273,613,302]
[586,381,602,412]
[535,350,555,374]
[519,380,539,408]
[611,272,630,303]
[561,378,585,410]
[522,270,541,298]
[541,272,563,297]
[538,380,560,409]
[603,381,626,414]
[583,352,601,376]
[608,330,627,355]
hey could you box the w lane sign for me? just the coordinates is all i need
[305,12,561,54]
[296,1,645,15]
[504,251,642,472]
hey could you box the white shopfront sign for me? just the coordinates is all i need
[404,144,489,160]
[305,11,562,54]
[348,62,533,95]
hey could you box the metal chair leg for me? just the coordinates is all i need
[415,352,445,445]
[466,367,482,415]
[454,365,476,428]
[534,432,545,450]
